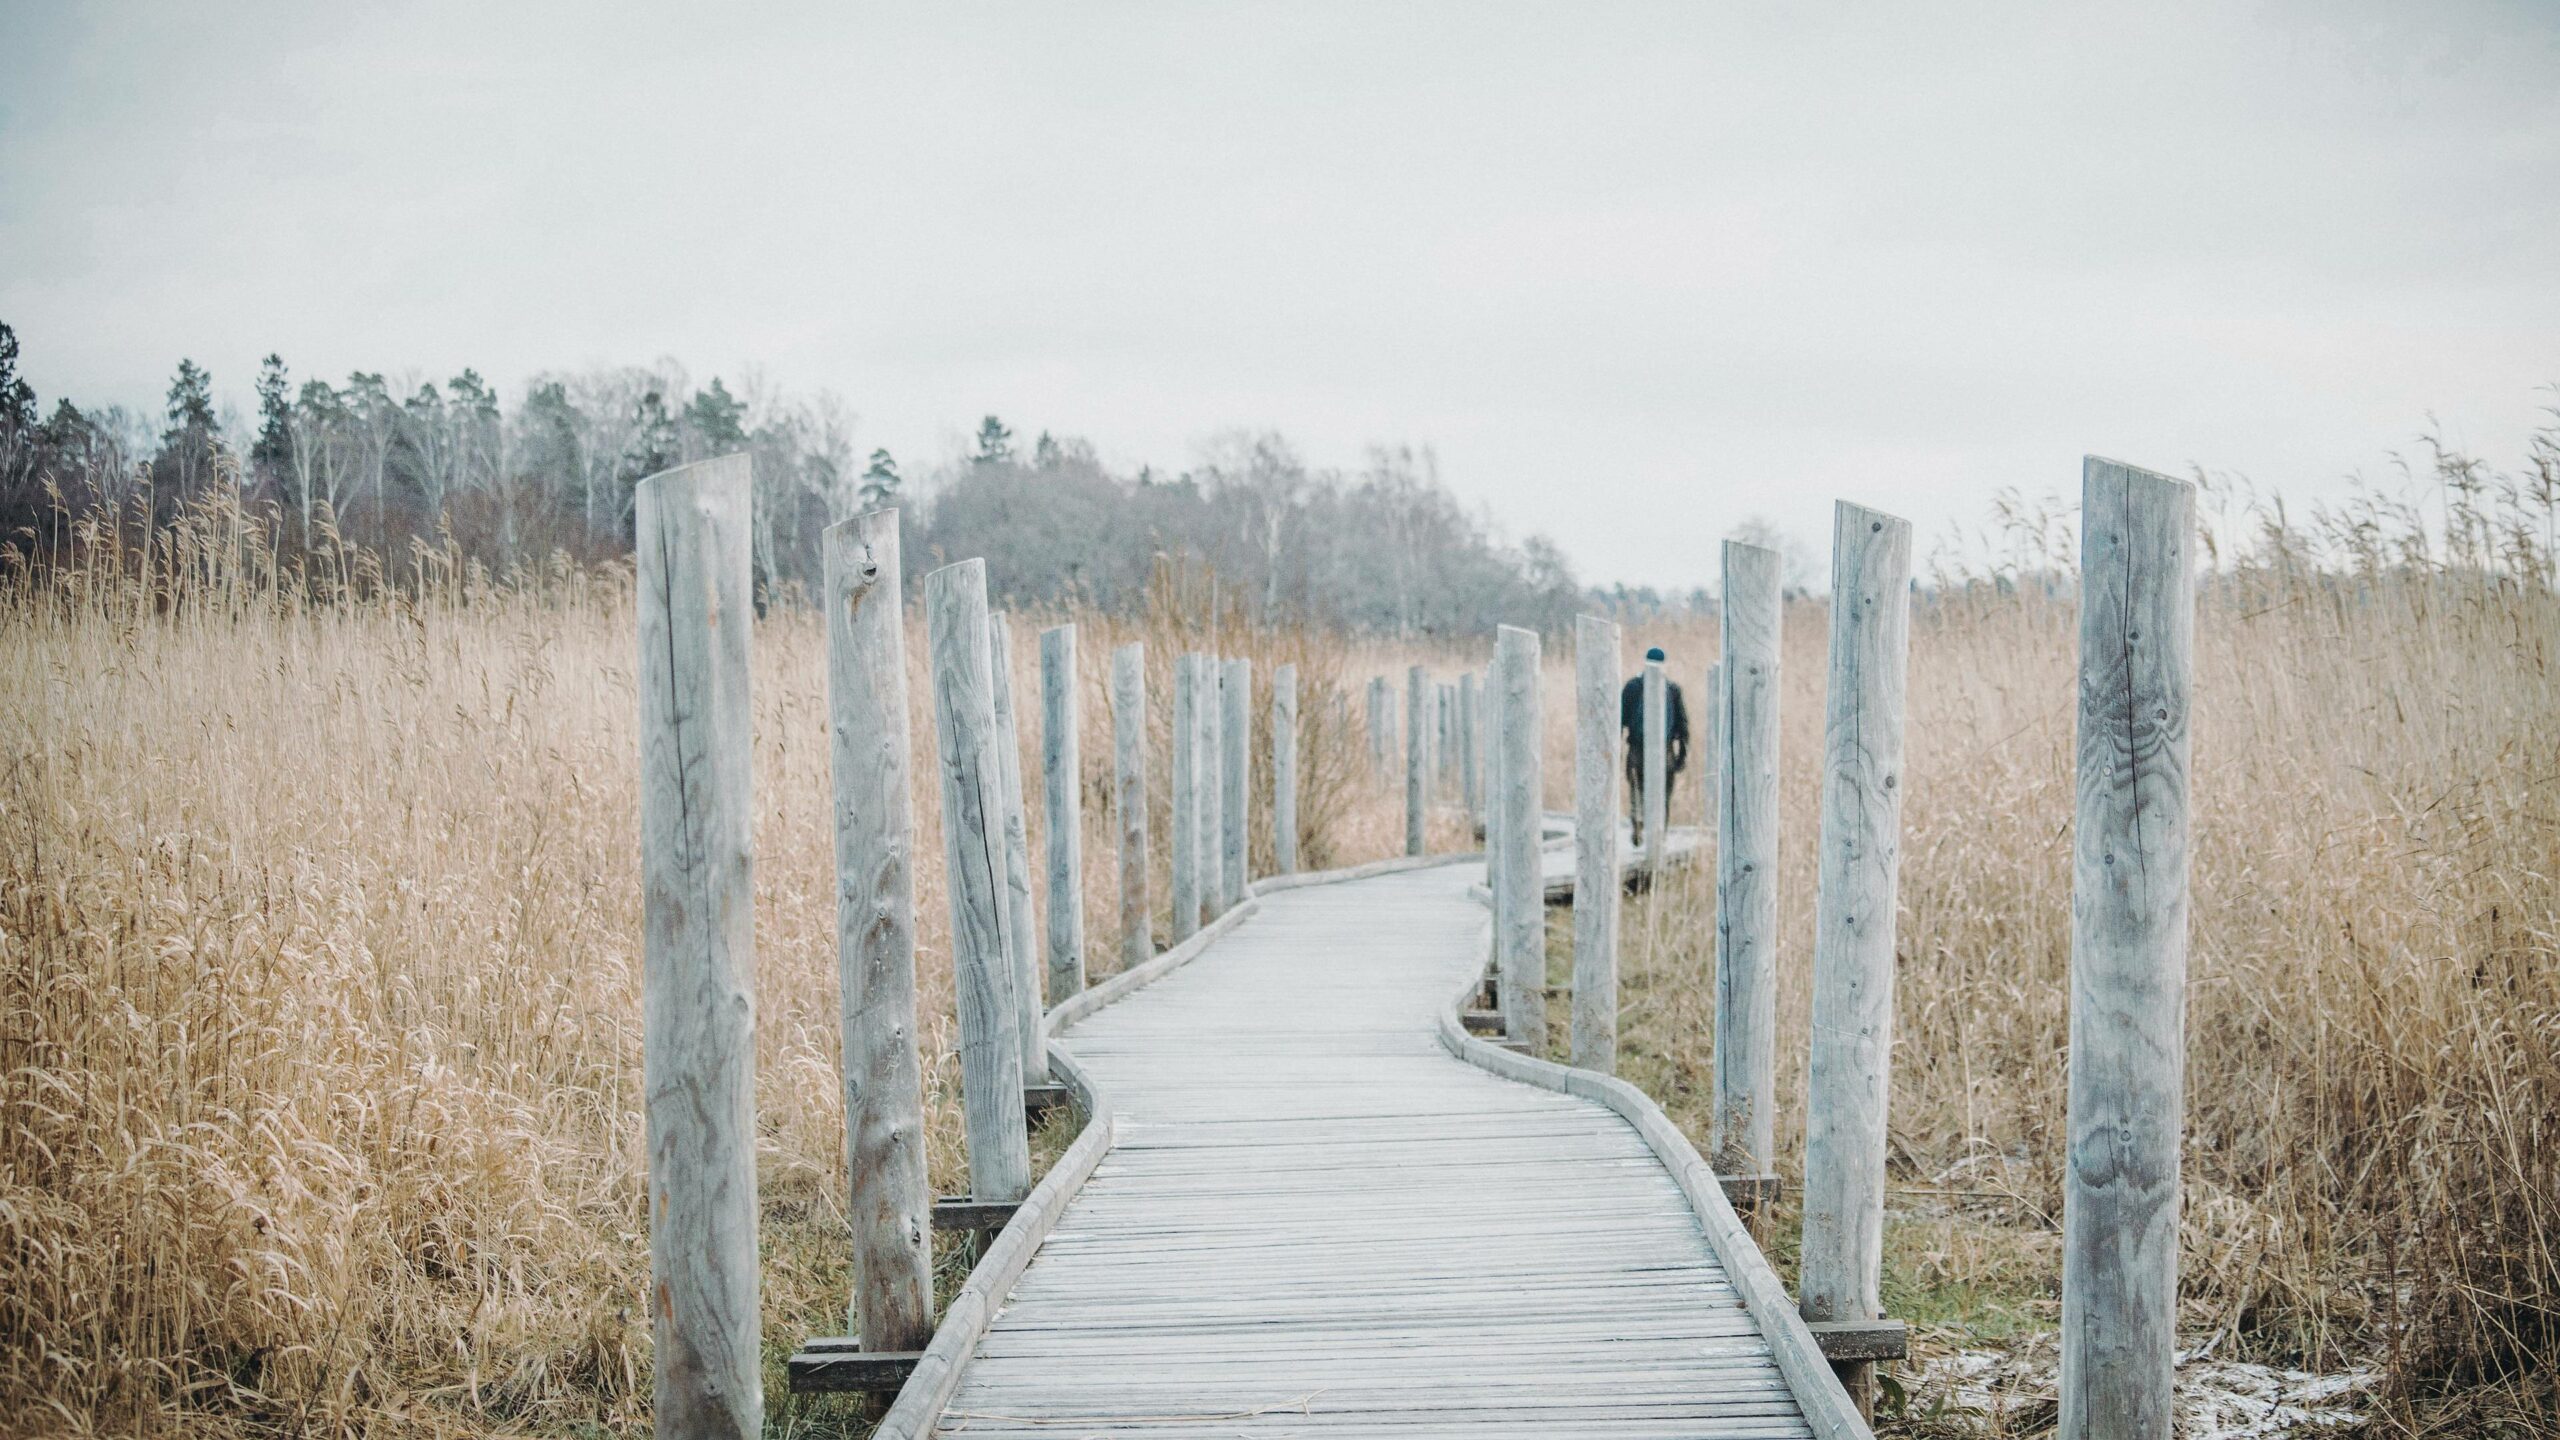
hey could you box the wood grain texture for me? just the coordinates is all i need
[823,509,932,1353]
[1272,663,1299,875]
[1196,655,1223,920]
[924,561,1032,1204]
[1221,657,1251,910]
[1704,660,1724,831]
[1801,503,1913,1415]
[1406,665,1429,856]
[2059,458,2195,1440]
[1459,671,1479,821]
[1111,643,1150,968]
[1716,541,1783,1175]
[1643,659,1668,863]
[1493,627,1544,1053]
[1041,624,1086,1002]
[1573,616,1623,1072]
[988,613,1047,1083]
[1170,655,1200,942]
[634,455,762,1440]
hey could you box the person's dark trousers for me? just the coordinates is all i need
[1624,756,1679,845]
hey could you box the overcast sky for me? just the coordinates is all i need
[3,2,2554,586]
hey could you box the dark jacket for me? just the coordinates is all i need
[1620,674,1690,773]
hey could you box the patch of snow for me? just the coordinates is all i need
[1902,1341,2377,1437]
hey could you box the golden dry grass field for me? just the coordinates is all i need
[2,478,2554,1438]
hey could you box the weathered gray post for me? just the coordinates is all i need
[2060,459,2195,1440]
[1406,665,1429,855]
[1365,677,1385,778]
[1169,655,1200,941]
[1572,615,1622,1073]
[1196,655,1223,917]
[1703,660,1724,830]
[1494,627,1544,1051]
[1642,657,1667,866]
[1438,683,1457,792]
[1221,657,1251,908]
[822,510,931,1354]
[1040,624,1086,1002]
[1111,642,1150,968]
[1459,671,1480,823]
[636,456,761,1440]
[1802,502,1914,1414]
[1272,663,1299,874]
[987,612,1045,1083]
[1715,540,1782,1176]
[924,560,1031,1203]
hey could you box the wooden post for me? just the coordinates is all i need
[636,456,761,1440]
[1459,671,1480,824]
[1169,655,1199,942]
[1642,657,1667,865]
[1040,624,1085,1002]
[1703,660,1724,830]
[1272,663,1299,874]
[1196,654,1223,918]
[1494,627,1544,1051]
[1111,642,1150,969]
[2060,458,2195,1440]
[1220,658,1250,908]
[987,612,1045,1084]
[1802,502,1914,1415]
[1572,614,1622,1073]
[822,510,932,1354]
[1365,677,1384,778]
[1715,540,1782,1176]
[924,560,1031,1203]
[1485,651,1506,938]
[1406,665,1428,855]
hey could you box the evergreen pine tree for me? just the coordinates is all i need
[972,414,1013,466]
[858,447,902,507]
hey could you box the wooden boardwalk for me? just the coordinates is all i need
[932,861,1841,1438]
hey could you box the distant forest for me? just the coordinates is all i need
[0,325,1724,633]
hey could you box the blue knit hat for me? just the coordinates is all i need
[1645,646,1666,662]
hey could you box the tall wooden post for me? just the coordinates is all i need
[1169,655,1200,942]
[2060,459,2195,1440]
[1715,541,1782,1176]
[1272,663,1299,874]
[1572,615,1622,1073]
[636,456,761,1440]
[1459,671,1480,824]
[1196,655,1223,918]
[1703,660,1724,830]
[1406,665,1429,855]
[924,560,1031,1203]
[1221,657,1251,908]
[1112,642,1150,969]
[1040,624,1086,1002]
[1494,627,1544,1051]
[1802,502,1914,1414]
[1641,658,1667,864]
[822,510,931,1353]
[987,612,1045,1083]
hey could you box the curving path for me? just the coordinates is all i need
[931,862,1827,1438]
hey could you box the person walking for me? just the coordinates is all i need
[1619,647,1689,847]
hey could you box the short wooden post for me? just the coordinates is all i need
[1221,657,1251,908]
[1494,627,1544,1051]
[1169,655,1200,941]
[821,510,932,1354]
[1112,642,1150,968]
[987,612,1045,1084]
[1715,540,1782,1176]
[1406,665,1429,855]
[1272,663,1299,874]
[1365,677,1385,778]
[1040,624,1086,1001]
[1572,614,1622,1073]
[923,560,1031,1203]
[1703,660,1724,830]
[1459,671,1480,823]
[1801,502,1914,1415]
[636,456,762,1440]
[1196,654,1223,917]
[2060,458,2195,1440]
[1641,658,1667,865]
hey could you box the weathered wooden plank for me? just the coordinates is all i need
[635,455,762,1440]
[1493,627,1543,1053]
[1808,1320,1909,1363]
[1572,615,1622,1073]
[1040,624,1086,1001]
[922,560,1031,1204]
[1221,657,1251,909]
[2060,458,2195,1440]
[1111,642,1150,968]
[987,612,1046,1082]
[1271,663,1299,875]
[1716,540,1782,1175]
[821,507,932,1352]
[788,1346,923,1393]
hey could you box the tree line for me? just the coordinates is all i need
[0,324,1592,635]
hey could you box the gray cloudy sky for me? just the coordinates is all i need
[3,2,2555,586]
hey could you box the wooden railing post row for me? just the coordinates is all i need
[1196,654,1222,918]
[635,455,762,1440]
[1641,656,1667,866]
[1040,623,1085,1001]
[821,509,933,1355]
[1715,540,1782,1177]
[986,612,1046,1084]
[923,560,1032,1204]
[1271,662,1299,874]
[1801,501,1915,1415]
[1221,656,1250,908]
[2060,458,2195,1440]
[1494,625,1545,1052]
[1572,615,1622,1072]
[1111,642,1150,968]
[1169,655,1199,941]
[1406,664,1429,855]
